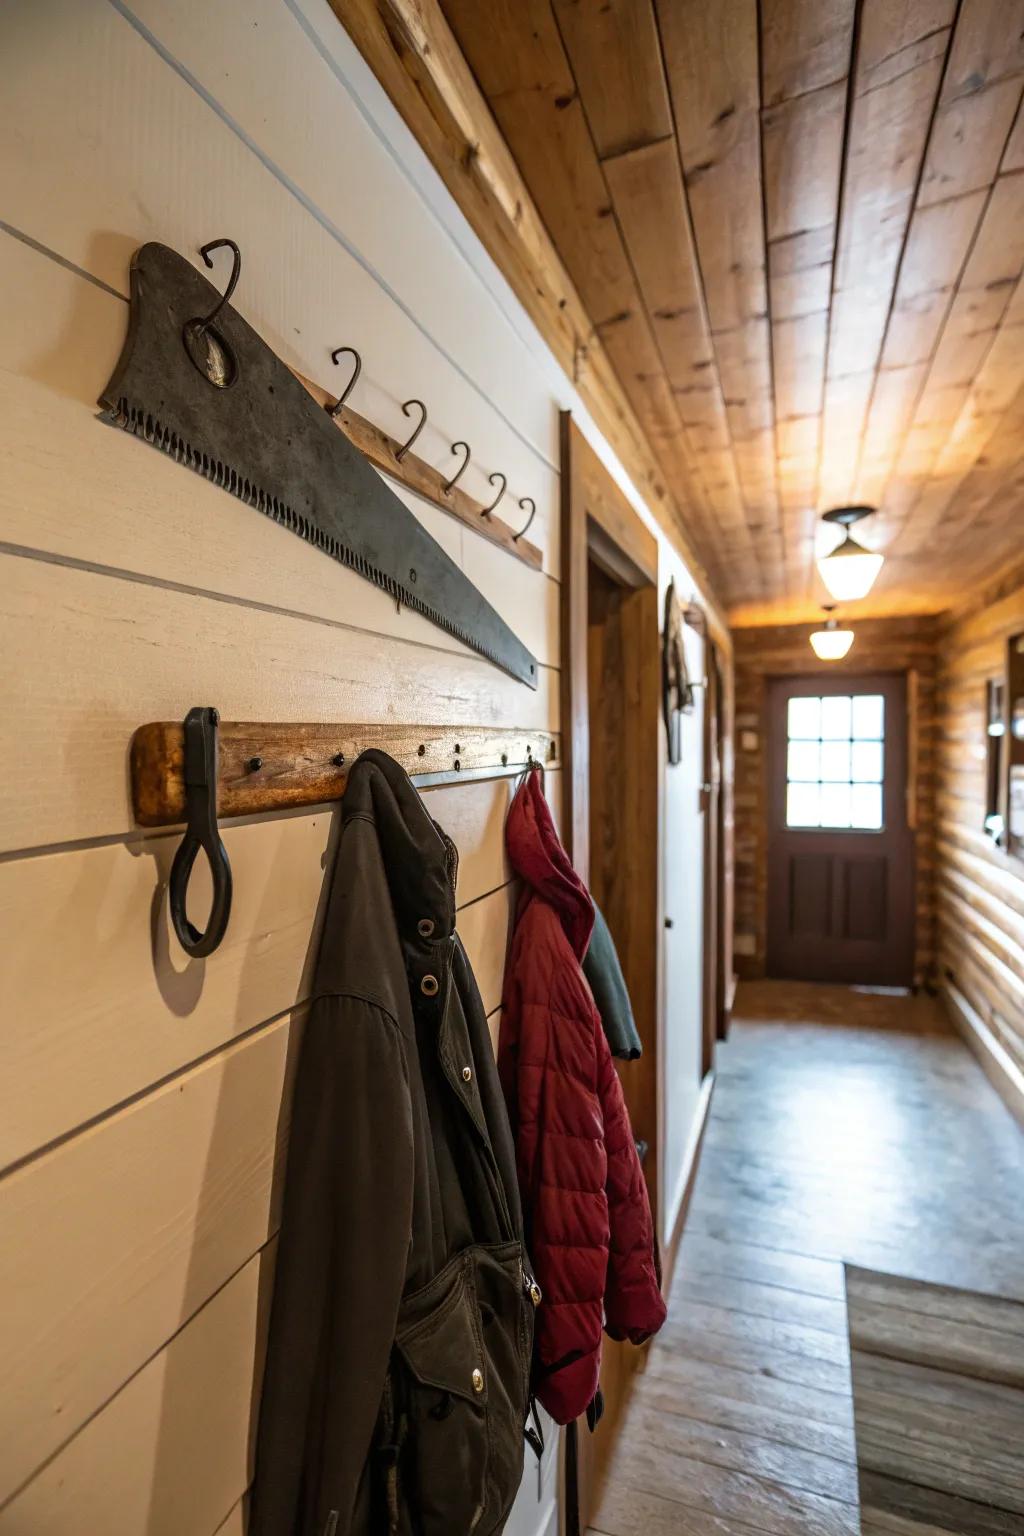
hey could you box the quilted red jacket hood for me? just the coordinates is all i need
[499,768,666,1425]
[504,765,593,963]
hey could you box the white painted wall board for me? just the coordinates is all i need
[0,552,557,853]
[0,1014,295,1503]
[0,1250,269,1534]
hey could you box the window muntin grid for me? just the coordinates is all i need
[785,694,885,830]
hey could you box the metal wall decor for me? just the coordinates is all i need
[662,579,696,766]
[100,238,542,684]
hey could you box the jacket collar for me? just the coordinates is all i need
[506,766,594,961]
[342,749,457,937]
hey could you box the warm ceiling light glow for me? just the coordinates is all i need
[810,608,854,661]
[817,505,884,602]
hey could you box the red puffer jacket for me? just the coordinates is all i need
[498,768,666,1424]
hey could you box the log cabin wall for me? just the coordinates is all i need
[936,569,1024,1097]
[733,617,939,986]
[0,3,723,1531]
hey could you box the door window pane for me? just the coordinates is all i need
[787,783,820,827]
[784,691,887,830]
[788,741,820,780]
[852,694,884,739]
[788,696,821,738]
[820,741,851,781]
[821,695,852,738]
[819,782,852,827]
[851,783,883,829]
[851,740,883,782]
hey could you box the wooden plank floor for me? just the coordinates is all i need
[589,981,1024,1536]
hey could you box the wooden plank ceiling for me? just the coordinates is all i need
[440,0,1024,625]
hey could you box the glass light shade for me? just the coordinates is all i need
[809,624,855,661]
[817,534,884,601]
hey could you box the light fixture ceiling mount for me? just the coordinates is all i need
[817,504,884,602]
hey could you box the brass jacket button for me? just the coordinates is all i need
[420,974,439,997]
[472,1368,484,1394]
[462,1065,473,1082]
[417,918,435,938]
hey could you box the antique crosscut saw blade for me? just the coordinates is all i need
[98,243,538,688]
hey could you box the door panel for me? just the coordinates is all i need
[767,673,915,986]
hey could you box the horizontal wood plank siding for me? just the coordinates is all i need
[936,575,1024,1075]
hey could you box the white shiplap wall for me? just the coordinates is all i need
[0,1,707,1530]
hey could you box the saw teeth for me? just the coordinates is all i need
[107,395,507,672]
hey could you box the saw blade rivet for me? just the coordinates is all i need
[247,756,263,773]
[409,568,418,583]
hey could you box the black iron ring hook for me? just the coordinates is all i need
[196,239,241,334]
[514,496,537,542]
[482,471,507,516]
[328,346,362,419]
[395,399,427,462]
[443,440,471,494]
[168,707,233,959]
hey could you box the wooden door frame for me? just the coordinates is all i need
[560,414,659,875]
[559,413,660,1532]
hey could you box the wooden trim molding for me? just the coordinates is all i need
[942,981,1024,1131]
[331,0,730,646]
[560,413,591,877]
[660,1071,715,1296]
[560,412,661,872]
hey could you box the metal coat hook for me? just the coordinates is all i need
[395,399,427,462]
[443,440,471,494]
[483,472,507,516]
[328,346,362,419]
[196,239,241,332]
[168,707,233,959]
[513,496,537,542]
[183,239,242,388]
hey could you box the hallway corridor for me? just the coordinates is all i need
[590,983,1024,1536]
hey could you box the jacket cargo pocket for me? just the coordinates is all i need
[394,1244,532,1536]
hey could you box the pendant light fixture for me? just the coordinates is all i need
[809,604,854,661]
[817,505,884,601]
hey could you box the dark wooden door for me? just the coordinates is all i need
[766,673,915,986]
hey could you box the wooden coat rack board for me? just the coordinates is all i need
[293,370,544,572]
[132,719,559,826]
[138,711,559,960]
